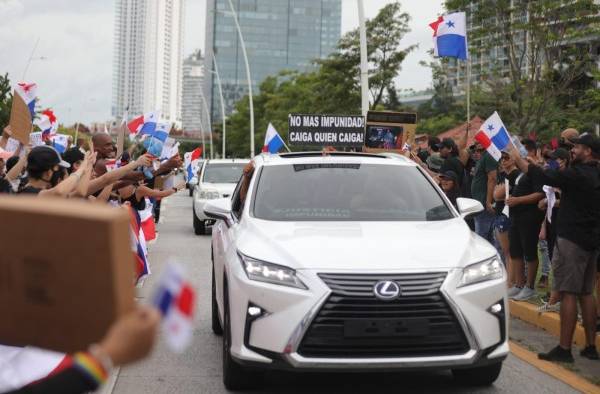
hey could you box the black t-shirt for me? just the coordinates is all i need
[440,155,464,188]
[495,169,520,215]
[0,177,11,194]
[510,172,544,216]
[18,185,43,194]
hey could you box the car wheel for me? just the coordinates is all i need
[222,280,262,390]
[211,265,223,336]
[452,361,503,386]
[193,209,205,235]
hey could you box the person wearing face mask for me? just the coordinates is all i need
[19,146,90,197]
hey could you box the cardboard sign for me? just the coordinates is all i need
[288,114,365,147]
[29,132,43,147]
[0,196,135,353]
[363,111,417,154]
[9,91,34,145]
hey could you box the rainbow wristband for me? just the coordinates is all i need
[73,352,109,387]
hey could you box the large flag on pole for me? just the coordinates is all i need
[429,12,468,60]
[474,112,511,161]
[262,123,284,154]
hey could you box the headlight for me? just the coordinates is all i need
[458,257,504,288]
[198,189,220,199]
[238,253,307,289]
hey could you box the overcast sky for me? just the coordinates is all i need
[0,0,443,125]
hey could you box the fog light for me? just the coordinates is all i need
[248,306,263,317]
[490,303,503,314]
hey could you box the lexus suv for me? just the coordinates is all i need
[193,159,249,235]
[205,152,508,390]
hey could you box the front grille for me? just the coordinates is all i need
[298,272,470,358]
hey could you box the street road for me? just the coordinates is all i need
[112,192,578,394]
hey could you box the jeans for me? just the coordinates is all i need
[475,210,496,244]
[539,239,551,277]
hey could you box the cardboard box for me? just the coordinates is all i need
[0,196,135,353]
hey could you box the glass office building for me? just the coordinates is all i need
[204,0,341,122]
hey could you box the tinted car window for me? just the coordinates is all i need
[253,163,453,221]
[202,163,246,183]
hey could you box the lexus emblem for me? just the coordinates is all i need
[373,281,401,300]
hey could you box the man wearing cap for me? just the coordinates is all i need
[559,128,579,150]
[19,146,91,197]
[439,170,460,209]
[471,142,499,243]
[438,138,464,188]
[511,133,600,362]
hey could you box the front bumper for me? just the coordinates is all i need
[226,263,509,371]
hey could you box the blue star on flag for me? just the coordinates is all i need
[487,124,494,131]
[446,20,455,28]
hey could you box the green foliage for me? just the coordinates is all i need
[442,0,600,139]
[0,73,13,129]
[223,1,415,157]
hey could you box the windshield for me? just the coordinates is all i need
[253,163,453,221]
[202,163,246,184]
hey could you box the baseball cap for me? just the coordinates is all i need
[550,148,570,161]
[561,128,579,143]
[428,136,441,152]
[571,133,600,154]
[62,147,85,167]
[426,154,444,172]
[439,170,458,182]
[27,145,71,172]
[436,138,457,150]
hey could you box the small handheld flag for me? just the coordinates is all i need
[35,109,58,141]
[50,134,69,154]
[127,111,160,140]
[429,12,468,60]
[474,112,511,161]
[262,123,285,154]
[185,148,202,181]
[152,262,196,352]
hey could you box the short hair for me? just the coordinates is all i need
[6,156,19,172]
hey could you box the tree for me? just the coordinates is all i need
[0,73,13,129]
[443,0,600,138]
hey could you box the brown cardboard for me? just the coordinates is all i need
[0,196,135,353]
[153,175,166,190]
[9,92,33,145]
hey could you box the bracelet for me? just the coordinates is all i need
[73,351,110,387]
[88,343,114,372]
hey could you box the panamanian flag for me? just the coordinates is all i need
[475,112,511,161]
[127,111,160,139]
[262,123,284,154]
[35,109,58,141]
[429,12,468,60]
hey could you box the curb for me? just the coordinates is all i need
[510,341,600,394]
[509,300,600,349]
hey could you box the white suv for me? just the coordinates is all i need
[205,152,508,390]
[192,159,249,235]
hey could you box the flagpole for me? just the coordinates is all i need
[466,58,471,129]
[22,37,40,80]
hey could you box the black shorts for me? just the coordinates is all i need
[509,213,543,262]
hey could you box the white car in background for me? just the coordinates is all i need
[205,152,508,390]
[193,159,249,235]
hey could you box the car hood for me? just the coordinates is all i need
[237,218,497,271]
[200,182,236,196]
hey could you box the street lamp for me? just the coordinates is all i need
[225,0,255,158]
[211,54,227,159]
[357,0,369,116]
[199,92,214,159]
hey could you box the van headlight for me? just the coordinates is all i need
[238,253,307,289]
[458,257,504,288]
[198,189,220,200]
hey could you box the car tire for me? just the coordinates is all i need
[222,280,262,390]
[193,207,206,235]
[452,361,503,386]
[188,187,193,197]
[211,265,223,336]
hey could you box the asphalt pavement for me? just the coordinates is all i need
[111,192,578,394]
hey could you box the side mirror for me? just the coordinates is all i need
[456,197,484,220]
[204,198,233,226]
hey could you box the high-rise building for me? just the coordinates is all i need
[182,50,206,135]
[112,0,184,123]
[204,0,342,122]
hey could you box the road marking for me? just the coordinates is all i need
[510,341,600,394]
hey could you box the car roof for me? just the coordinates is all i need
[205,158,250,164]
[253,151,416,167]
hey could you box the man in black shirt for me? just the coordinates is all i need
[437,138,464,189]
[511,133,600,362]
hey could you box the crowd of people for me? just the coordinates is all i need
[0,125,187,393]
[413,127,600,363]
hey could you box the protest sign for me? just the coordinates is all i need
[288,114,365,148]
[0,196,134,353]
[363,111,417,154]
[5,137,20,153]
[29,132,43,147]
[9,84,37,145]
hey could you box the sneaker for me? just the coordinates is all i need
[513,286,536,301]
[508,286,522,298]
[538,275,548,289]
[580,346,599,360]
[538,346,574,363]
[536,301,561,313]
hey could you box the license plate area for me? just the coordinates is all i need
[343,318,429,338]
